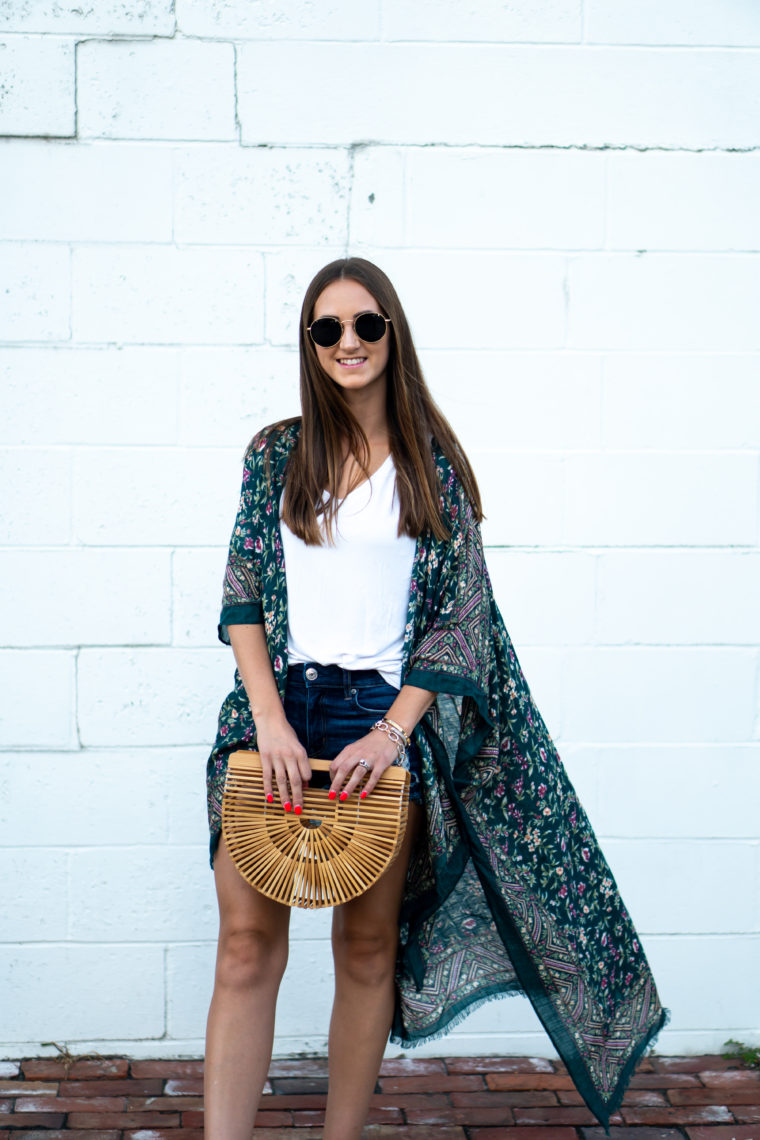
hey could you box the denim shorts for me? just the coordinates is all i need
[283,662,423,805]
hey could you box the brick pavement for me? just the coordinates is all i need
[0,1053,757,1138]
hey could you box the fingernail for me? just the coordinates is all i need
[294,804,302,815]
[328,790,336,800]
[283,801,292,813]
[265,793,274,804]
[360,790,368,799]
[339,791,348,802]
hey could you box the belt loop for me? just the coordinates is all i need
[342,667,351,698]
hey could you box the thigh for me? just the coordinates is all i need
[214,836,292,939]
[331,802,423,940]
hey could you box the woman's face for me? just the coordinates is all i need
[310,278,390,398]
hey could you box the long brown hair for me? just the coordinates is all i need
[276,257,483,544]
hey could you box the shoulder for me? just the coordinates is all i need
[244,417,302,470]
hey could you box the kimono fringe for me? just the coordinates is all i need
[389,982,526,1050]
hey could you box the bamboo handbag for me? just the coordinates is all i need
[222,750,411,908]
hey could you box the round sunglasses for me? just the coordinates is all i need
[307,312,391,348]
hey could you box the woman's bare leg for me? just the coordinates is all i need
[323,803,422,1140]
[204,838,291,1140]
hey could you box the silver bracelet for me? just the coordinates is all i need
[371,719,407,764]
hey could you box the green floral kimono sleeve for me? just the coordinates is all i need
[218,439,266,643]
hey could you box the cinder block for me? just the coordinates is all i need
[567,745,760,840]
[0,945,164,1040]
[419,349,602,457]
[0,244,70,342]
[473,452,565,547]
[597,551,760,645]
[176,0,379,38]
[0,651,76,748]
[384,0,580,41]
[264,247,348,347]
[0,346,179,446]
[0,36,74,136]
[69,846,216,941]
[174,145,350,246]
[166,942,216,1039]
[0,447,71,544]
[0,549,171,646]
[77,39,235,140]
[0,850,67,941]
[607,152,760,251]
[400,148,604,249]
[486,550,596,646]
[77,647,232,746]
[0,141,173,242]
[172,547,226,647]
[351,147,405,248]
[0,0,174,34]
[568,254,760,351]
[562,452,758,546]
[645,935,760,1028]
[602,353,760,450]
[602,839,759,935]
[586,0,760,45]
[560,647,757,743]
[357,250,566,350]
[177,346,299,447]
[237,43,759,147]
[0,749,192,846]
[72,246,264,344]
[166,747,211,844]
[72,446,241,546]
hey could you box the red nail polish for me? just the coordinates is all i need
[328,790,336,800]
[360,790,368,799]
[283,801,292,812]
[266,793,274,804]
[294,804,302,815]
[339,791,348,802]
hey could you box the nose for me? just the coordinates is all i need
[339,320,361,350]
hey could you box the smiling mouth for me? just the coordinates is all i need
[337,358,367,368]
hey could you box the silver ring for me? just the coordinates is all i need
[357,759,372,772]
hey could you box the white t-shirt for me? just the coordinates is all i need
[279,455,417,689]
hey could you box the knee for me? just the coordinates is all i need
[332,921,398,987]
[215,925,288,992]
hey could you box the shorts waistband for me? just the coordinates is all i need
[287,661,395,687]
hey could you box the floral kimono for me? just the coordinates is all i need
[207,419,668,1130]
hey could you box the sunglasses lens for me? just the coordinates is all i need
[355,313,387,342]
[309,318,342,347]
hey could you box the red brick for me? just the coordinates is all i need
[513,1105,599,1125]
[164,1078,203,1096]
[264,1093,327,1109]
[253,1109,293,1126]
[487,1073,576,1091]
[66,1111,181,1128]
[446,1056,554,1074]
[469,1130,578,1140]
[123,1132,205,1140]
[380,1057,447,1075]
[557,1089,666,1107]
[61,1078,163,1097]
[733,1106,760,1123]
[620,1106,734,1125]
[360,1128,467,1139]
[651,1056,735,1073]
[267,1058,329,1077]
[371,1092,451,1109]
[581,1129,685,1140]
[180,1110,204,1126]
[126,1096,204,1110]
[245,1131,322,1140]
[0,1081,58,1096]
[687,1129,760,1140]
[6,1133,121,1139]
[12,1096,126,1112]
[669,1087,760,1105]
[269,1076,329,1095]
[0,1114,65,1128]
[451,1091,558,1108]
[631,1073,701,1088]
[698,1069,760,1087]
[405,1106,516,1126]
[130,1061,204,1078]
[22,1058,129,1080]
[379,1073,484,1093]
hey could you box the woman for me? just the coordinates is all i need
[204,258,667,1140]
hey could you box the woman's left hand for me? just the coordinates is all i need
[329,730,402,801]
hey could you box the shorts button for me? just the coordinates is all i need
[305,667,318,681]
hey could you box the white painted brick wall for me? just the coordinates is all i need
[1,0,758,1063]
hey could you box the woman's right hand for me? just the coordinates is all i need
[254,713,311,814]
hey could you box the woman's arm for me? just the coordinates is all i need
[228,624,311,811]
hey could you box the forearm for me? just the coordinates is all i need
[385,683,437,739]
[228,624,286,727]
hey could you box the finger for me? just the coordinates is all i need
[260,757,275,805]
[273,761,292,813]
[285,759,304,814]
[339,759,372,802]
[360,760,390,799]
